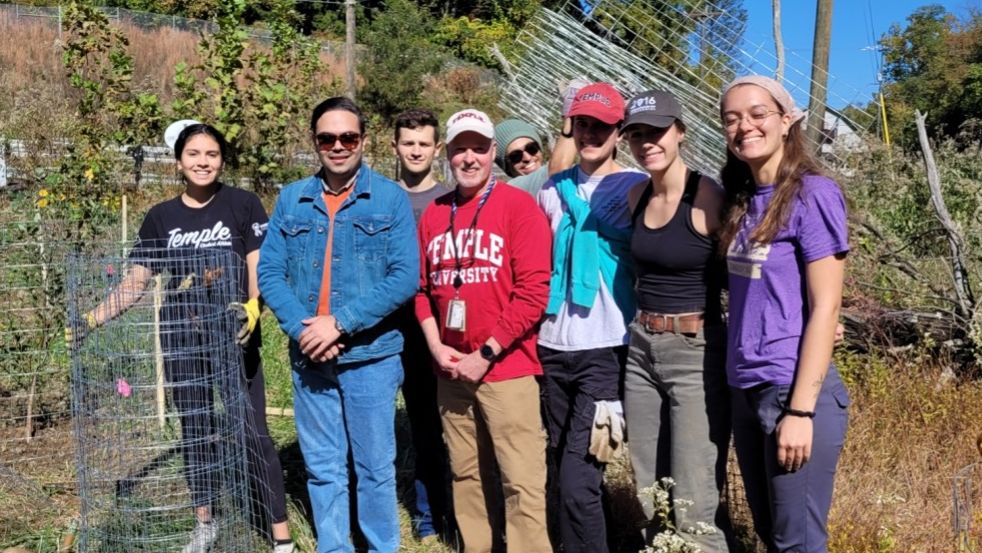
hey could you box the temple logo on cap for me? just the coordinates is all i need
[452,112,488,124]
[577,92,612,107]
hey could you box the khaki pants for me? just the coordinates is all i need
[438,376,551,553]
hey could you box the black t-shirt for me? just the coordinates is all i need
[131,184,268,338]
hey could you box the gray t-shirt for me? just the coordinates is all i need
[506,165,550,198]
[405,182,451,223]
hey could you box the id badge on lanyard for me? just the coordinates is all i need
[443,178,495,333]
[445,297,466,331]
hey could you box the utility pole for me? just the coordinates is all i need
[345,0,356,100]
[806,0,833,150]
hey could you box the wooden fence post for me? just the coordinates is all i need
[153,274,166,429]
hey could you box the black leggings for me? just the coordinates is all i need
[164,330,288,524]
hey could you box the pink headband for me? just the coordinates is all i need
[721,75,806,124]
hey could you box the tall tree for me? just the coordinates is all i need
[773,0,784,82]
[358,0,447,117]
[879,5,982,144]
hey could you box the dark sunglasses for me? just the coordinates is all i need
[506,142,541,165]
[315,132,361,151]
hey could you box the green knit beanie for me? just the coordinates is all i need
[494,119,543,169]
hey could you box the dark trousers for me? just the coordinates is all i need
[537,345,623,553]
[244,347,289,524]
[731,366,849,553]
[400,313,450,537]
[165,328,288,524]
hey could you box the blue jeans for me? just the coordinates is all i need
[731,366,849,552]
[293,354,404,553]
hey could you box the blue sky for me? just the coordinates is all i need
[739,0,981,108]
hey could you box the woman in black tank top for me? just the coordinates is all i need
[619,90,733,550]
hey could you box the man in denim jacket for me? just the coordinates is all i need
[258,97,418,553]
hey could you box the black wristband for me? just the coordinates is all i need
[560,129,573,138]
[783,407,816,418]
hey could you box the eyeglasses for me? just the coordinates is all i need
[722,109,781,130]
[506,142,541,165]
[315,132,361,151]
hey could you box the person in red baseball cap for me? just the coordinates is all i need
[535,83,648,553]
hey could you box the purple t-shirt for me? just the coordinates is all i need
[725,174,849,388]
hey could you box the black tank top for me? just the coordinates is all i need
[630,171,722,320]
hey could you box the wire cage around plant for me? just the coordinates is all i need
[954,458,982,552]
[66,245,269,553]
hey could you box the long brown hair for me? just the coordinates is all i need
[717,118,824,254]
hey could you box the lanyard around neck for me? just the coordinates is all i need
[447,177,496,289]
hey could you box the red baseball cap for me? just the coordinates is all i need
[567,83,626,125]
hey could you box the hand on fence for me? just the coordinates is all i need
[65,312,97,351]
[228,298,261,346]
[559,76,591,117]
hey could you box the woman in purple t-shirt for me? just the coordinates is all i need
[718,76,850,551]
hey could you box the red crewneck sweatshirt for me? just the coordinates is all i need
[414,182,552,382]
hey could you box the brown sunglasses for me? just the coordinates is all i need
[316,132,361,151]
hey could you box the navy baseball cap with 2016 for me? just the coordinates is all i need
[622,90,683,132]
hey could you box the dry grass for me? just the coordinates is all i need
[828,349,982,551]
[0,12,199,103]
[0,11,343,111]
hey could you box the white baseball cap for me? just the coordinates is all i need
[445,109,494,144]
[164,119,202,150]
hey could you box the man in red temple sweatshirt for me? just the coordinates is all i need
[414,108,553,553]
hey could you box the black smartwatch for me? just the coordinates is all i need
[479,344,497,362]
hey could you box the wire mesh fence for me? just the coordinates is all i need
[66,245,266,552]
[954,460,982,552]
[499,1,878,180]
[0,220,75,508]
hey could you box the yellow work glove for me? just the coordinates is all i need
[228,298,261,346]
[65,312,98,350]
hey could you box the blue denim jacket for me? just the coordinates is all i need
[258,164,419,367]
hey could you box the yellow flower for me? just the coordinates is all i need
[38,188,49,198]
[37,198,49,209]
[84,168,95,181]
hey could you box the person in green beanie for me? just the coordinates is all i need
[495,79,585,197]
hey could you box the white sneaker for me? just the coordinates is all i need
[181,521,218,553]
[272,543,296,553]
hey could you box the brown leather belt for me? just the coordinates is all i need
[636,311,704,335]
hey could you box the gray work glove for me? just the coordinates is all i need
[589,400,625,463]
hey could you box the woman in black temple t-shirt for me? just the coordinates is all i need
[74,124,295,553]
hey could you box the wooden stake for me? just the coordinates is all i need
[153,274,166,429]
